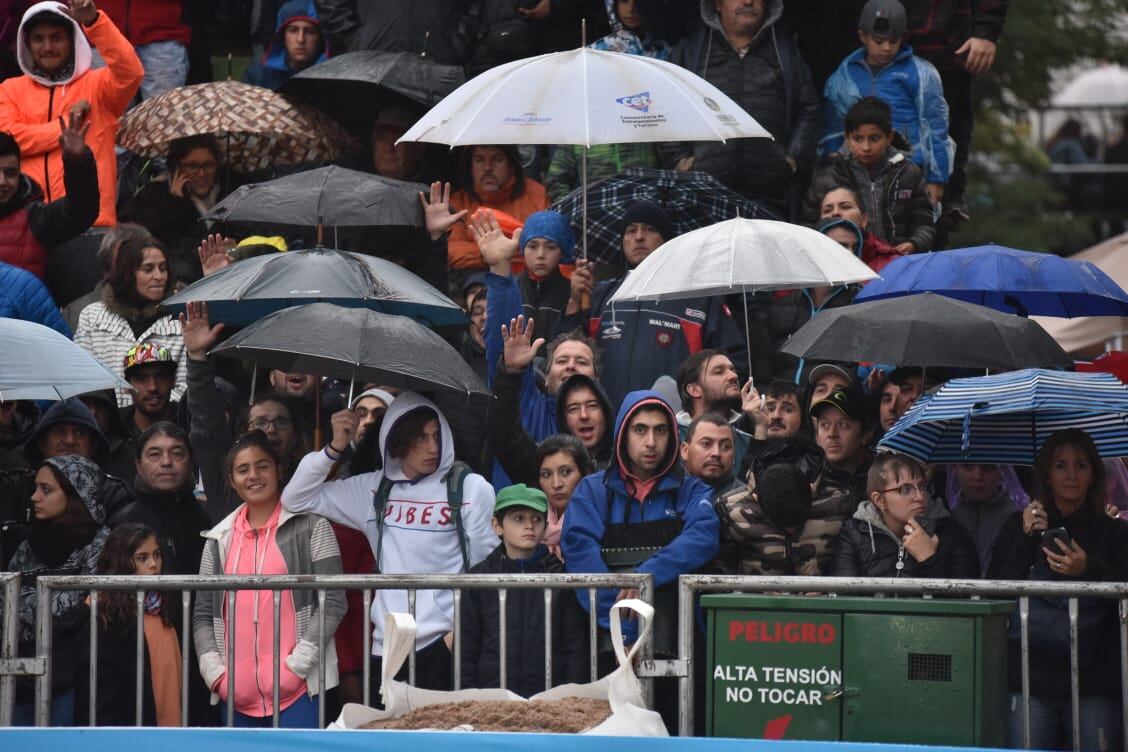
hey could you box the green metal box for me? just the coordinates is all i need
[704,594,1011,746]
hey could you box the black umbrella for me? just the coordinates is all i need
[161,246,465,327]
[203,165,425,230]
[210,303,489,397]
[281,51,465,138]
[779,292,1073,371]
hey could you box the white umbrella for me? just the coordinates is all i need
[1052,65,1128,107]
[397,47,772,257]
[607,219,879,376]
[608,218,879,303]
[0,319,132,401]
[398,47,771,146]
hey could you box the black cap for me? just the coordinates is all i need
[859,0,906,38]
[621,200,674,244]
[809,387,869,423]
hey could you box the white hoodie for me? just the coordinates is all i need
[16,2,93,87]
[281,392,497,654]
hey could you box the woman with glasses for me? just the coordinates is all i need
[830,453,979,578]
[122,135,230,284]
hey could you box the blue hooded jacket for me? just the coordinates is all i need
[0,261,71,337]
[819,43,953,185]
[243,0,327,91]
[561,390,718,640]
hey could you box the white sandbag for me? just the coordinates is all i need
[330,599,667,736]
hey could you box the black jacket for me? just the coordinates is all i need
[516,269,571,347]
[744,285,859,386]
[460,543,590,697]
[75,613,160,726]
[830,498,980,578]
[803,140,936,251]
[668,0,819,202]
[988,504,1128,698]
[120,182,210,284]
[185,357,239,522]
[904,0,1010,70]
[111,487,210,575]
[0,148,99,255]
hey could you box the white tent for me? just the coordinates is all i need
[1033,233,1128,355]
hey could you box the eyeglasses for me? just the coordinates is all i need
[179,161,218,173]
[249,416,292,431]
[881,482,928,498]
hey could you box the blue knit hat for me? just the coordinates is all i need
[519,211,576,264]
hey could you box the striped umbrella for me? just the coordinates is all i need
[878,369,1128,464]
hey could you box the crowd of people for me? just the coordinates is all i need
[0,0,1125,750]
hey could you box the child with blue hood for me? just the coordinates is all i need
[243,1,326,91]
[515,210,576,345]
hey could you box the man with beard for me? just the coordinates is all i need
[120,342,178,443]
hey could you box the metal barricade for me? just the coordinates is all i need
[24,572,652,728]
[0,572,21,726]
[676,574,1128,750]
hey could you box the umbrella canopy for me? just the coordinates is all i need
[281,51,465,138]
[854,244,1128,317]
[117,81,359,173]
[0,319,132,401]
[203,166,425,229]
[1052,64,1128,107]
[878,369,1128,464]
[161,247,465,327]
[550,167,777,265]
[779,292,1073,371]
[608,218,878,303]
[397,47,771,146]
[210,303,488,397]
[1032,233,1128,355]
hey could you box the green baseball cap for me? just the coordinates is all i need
[494,484,548,515]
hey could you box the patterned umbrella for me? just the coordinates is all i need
[117,81,359,173]
[551,167,776,266]
[878,369,1128,464]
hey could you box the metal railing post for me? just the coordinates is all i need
[1019,596,1031,750]
[498,589,507,691]
[87,590,98,726]
[1068,598,1080,752]
[134,591,144,726]
[34,579,52,726]
[1,574,21,726]
[677,575,694,737]
[272,590,281,729]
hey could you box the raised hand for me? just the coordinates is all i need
[179,301,225,361]
[469,209,520,274]
[62,0,97,26]
[329,409,358,453]
[420,181,468,240]
[1022,500,1049,536]
[198,234,232,276]
[500,315,544,372]
[57,101,92,157]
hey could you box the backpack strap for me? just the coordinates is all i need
[444,461,473,572]
[371,476,394,573]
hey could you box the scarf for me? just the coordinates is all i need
[144,591,162,615]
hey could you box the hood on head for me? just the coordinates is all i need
[520,210,576,265]
[699,0,783,40]
[555,373,614,458]
[263,0,326,72]
[817,217,865,257]
[613,389,678,481]
[377,391,454,482]
[42,454,106,524]
[17,1,91,86]
[24,397,110,464]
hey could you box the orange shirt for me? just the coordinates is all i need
[447,178,548,270]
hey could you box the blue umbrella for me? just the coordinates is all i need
[878,369,1128,464]
[855,245,1128,317]
[0,319,132,400]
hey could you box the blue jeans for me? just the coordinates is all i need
[12,689,75,726]
[91,40,188,102]
[220,692,319,728]
[1007,693,1122,750]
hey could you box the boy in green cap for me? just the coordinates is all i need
[459,484,589,697]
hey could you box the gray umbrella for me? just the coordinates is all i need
[780,292,1073,371]
[160,246,465,327]
[209,303,489,397]
[202,165,425,230]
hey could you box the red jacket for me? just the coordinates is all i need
[99,0,190,47]
[0,7,143,226]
